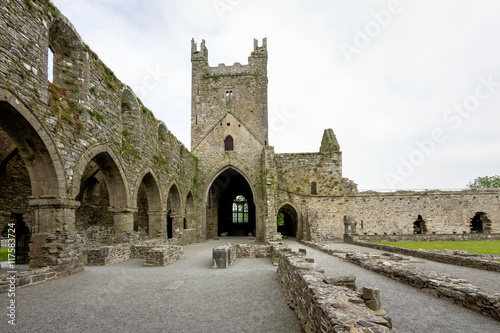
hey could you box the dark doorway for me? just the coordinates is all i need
[207,168,256,237]
[470,212,491,233]
[13,214,31,264]
[277,204,298,237]
[167,210,173,239]
[413,215,427,234]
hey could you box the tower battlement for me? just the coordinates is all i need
[191,38,208,62]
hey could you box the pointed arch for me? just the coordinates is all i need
[71,144,130,208]
[277,203,300,238]
[0,88,66,197]
[134,168,163,237]
[205,165,257,238]
[166,183,182,239]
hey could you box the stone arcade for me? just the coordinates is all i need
[0,1,499,277]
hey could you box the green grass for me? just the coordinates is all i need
[0,248,9,261]
[373,240,500,255]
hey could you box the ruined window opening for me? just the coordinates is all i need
[232,195,248,223]
[183,217,187,229]
[311,181,317,195]
[413,215,427,234]
[227,123,230,126]
[470,212,491,234]
[47,47,54,82]
[224,135,233,151]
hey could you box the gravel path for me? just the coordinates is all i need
[0,239,301,333]
[283,239,500,333]
[320,242,500,294]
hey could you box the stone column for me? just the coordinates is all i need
[28,196,82,271]
[148,210,167,239]
[109,207,136,232]
[171,214,184,238]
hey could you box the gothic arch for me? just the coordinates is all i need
[204,165,256,205]
[70,144,130,208]
[277,202,301,239]
[166,183,182,239]
[134,168,163,237]
[122,87,142,141]
[133,168,163,209]
[0,88,66,197]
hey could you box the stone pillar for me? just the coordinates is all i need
[109,207,136,232]
[171,214,184,238]
[28,196,83,271]
[148,210,167,239]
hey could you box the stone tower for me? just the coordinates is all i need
[190,38,269,240]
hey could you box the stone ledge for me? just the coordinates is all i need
[0,266,84,293]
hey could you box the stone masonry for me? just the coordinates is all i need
[0,0,499,279]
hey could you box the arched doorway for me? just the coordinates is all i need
[135,171,163,239]
[277,204,298,238]
[206,168,256,238]
[470,212,491,233]
[167,184,181,239]
[413,215,427,234]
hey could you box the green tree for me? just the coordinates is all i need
[467,175,500,189]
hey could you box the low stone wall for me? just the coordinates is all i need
[349,239,500,273]
[276,250,392,332]
[87,244,131,266]
[0,266,84,293]
[235,244,272,258]
[305,241,500,322]
[144,246,184,267]
[352,233,500,243]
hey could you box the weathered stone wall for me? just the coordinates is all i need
[346,190,500,235]
[143,246,183,267]
[0,0,200,273]
[352,233,500,242]
[87,244,131,266]
[276,250,392,332]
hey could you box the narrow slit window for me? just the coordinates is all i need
[47,47,54,82]
[311,181,317,195]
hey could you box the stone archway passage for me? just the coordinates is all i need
[277,204,298,237]
[470,212,492,233]
[413,215,427,234]
[206,168,256,238]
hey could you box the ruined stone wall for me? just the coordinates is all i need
[0,0,199,240]
[275,152,343,197]
[346,190,500,235]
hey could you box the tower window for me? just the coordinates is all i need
[224,135,234,151]
[311,181,317,195]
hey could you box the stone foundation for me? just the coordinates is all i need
[144,246,183,267]
[352,233,500,243]
[306,241,500,322]
[0,266,83,293]
[349,238,500,273]
[87,244,131,265]
[276,250,392,332]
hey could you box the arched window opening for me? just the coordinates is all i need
[311,181,317,195]
[413,215,427,234]
[224,135,234,151]
[232,195,248,223]
[47,47,54,82]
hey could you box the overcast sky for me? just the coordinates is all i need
[51,0,500,191]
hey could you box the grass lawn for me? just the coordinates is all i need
[372,240,500,255]
[0,248,9,261]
